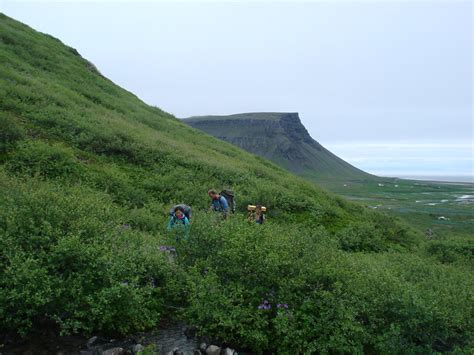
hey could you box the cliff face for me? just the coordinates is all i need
[184,113,374,181]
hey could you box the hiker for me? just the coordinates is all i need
[247,204,266,224]
[208,189,229,218]
[220,189,236,214]
[169,204,192,222]
[254,205,266,224]
[167,206,190,241]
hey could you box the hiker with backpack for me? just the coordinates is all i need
[247,204,266,224]
[169,204,192,222]
[167,205,191,241]
[220,189,236,214]
[208,189,235,219]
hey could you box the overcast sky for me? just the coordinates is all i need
[2,0,472,179]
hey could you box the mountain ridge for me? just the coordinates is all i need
[183,112,375,181]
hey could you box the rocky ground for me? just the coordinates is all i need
[1,323,245,355]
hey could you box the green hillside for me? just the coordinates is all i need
[1,14,472,353]
[184,112,375,181]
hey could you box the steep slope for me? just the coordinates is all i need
[1,14,472,353]
[183,112,375,181]
[0,15,362,219]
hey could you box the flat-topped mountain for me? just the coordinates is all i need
[184,112,375,181]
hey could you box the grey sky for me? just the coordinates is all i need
[2,0,472,177]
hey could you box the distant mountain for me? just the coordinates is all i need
[183,112,375,182]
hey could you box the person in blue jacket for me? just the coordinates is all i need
[167,206,190,241]
[208,189,229,219]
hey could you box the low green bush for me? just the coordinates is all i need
[178,217,473,353]
[336,222,387,252]
[6,140,83,179]
[426,238,474,265]
[0,111,25,156]
[0,173,186,337]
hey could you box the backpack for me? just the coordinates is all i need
[220,189,236,213]
[169,204,192,220]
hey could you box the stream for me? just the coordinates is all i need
[1,322,202,355]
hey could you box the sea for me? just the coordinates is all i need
[387,175,474,184]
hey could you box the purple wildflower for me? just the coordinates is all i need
[277,303,289,309]
[122,224,130,229]
[258,300,272,310]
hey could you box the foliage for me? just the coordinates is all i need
[426,237,474,265]
[180,216,473,353]
[0,173,185,336]
[0,13,472,353]
[6,140,83,179]
[0,111,25,156]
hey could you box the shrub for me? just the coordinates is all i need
[426,238,474,264]
[336,222,387,252]
[0,173,185,337]
[125,202,167,232]
[6,140,82,179]
[0,111,25,155]
[177,214,473,353]
[0,253,54,336]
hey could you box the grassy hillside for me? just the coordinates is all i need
[1,14,473,353]
[184,112,375,181]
